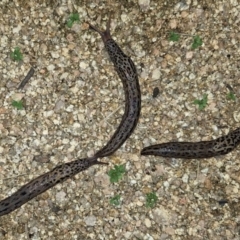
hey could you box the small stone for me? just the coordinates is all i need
[145,218,151,228]
[79,61,88,69]
[47,64,55,71]
[84,215,96,226]
[55,191,66,203]
[55,99,65,112]
[152,68,161,80]
[186,51,193,60]
[189,73,195,80]
[13,25,21,33]
[11,93,25,101]
[138,0,150,11]
[120,13,128,22]
[182,173,189,183]
[50,51,59,58]
[174,1,189,11]
[169,19,177,29]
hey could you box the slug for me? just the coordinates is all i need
[88,18,141,158]
[141,127,240,159]
[0,157,107,216]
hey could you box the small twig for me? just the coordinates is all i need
[104,105,122,121]
[17,67,35,89]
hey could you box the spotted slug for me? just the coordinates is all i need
[141,127,240,159]
[0,157,107,216]
[88,18,141,158]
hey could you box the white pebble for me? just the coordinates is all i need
[201,168,209,174]
[189,73,195,80]
[145,218,152,228]
[186,51,193,60]
[60,72,69,80]
[43,110,54,117]
[51,51,59,58]
[73,122,81,128]
[120,13,128,23]
[47,64,55,71]
[80,61,87,69]
[152,68,161,80]
[163,181,169,188]
[138,0,150,10]
[174,1,189,11]
[56,191,66,203]
[84,215,96,226]
[182,173,189,183]
[13,25,21,33]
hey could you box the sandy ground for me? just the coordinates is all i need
[0,0,240,239]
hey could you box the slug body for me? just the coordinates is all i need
[141,128,240,159]
[0,157,106,216]
[89,19,141,158]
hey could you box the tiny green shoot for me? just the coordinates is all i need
[169,31,180,42]
[110,195,121,206]
[193,94,208,110]
[12,100,24,110]
[10,47,23,61]
[191,35,203,49]
[226,91,236,101]
[108,164,126,183]
[146,192,158,208]
[67,13,80,28]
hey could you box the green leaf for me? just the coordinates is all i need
[108,164,126,183]
[191,35,203,49]
[110,195,121,206]
[226,91,236,101]
[67,13,80,28]
[169,31,180,42]
[193,94,208,110]
[146,192,158,208]
[12,100,24,110]
[10,47,23,61]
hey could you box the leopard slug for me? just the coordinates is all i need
[88,18,141,158]
[0,157,107,216]
[141,127,240,159]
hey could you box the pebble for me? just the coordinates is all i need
[186,51,193,60]
[55,191,66,203]
[145,218,152,228]
[138,0,150,10]
[152,68,161,80]
[84,215,97,226]
[182,173,189,183]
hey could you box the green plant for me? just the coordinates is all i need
[169,31,180,42]
[110,195,121,206]
[226,91,236,101]
[108,164,126,183]
[10,47,23,61]
[191,35,202,49]
[67,13,80,28]
[12,100,24,110]
[146,192,158,208]
[193,94,208,110]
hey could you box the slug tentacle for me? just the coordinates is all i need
[141,128,240,159]
[0,157,107,217]
[89,19,141,158]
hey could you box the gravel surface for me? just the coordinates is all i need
[0,0,240,239]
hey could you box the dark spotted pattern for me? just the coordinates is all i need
[0,157,107,216]
[89,21,141,158]
[141,128,240,159]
